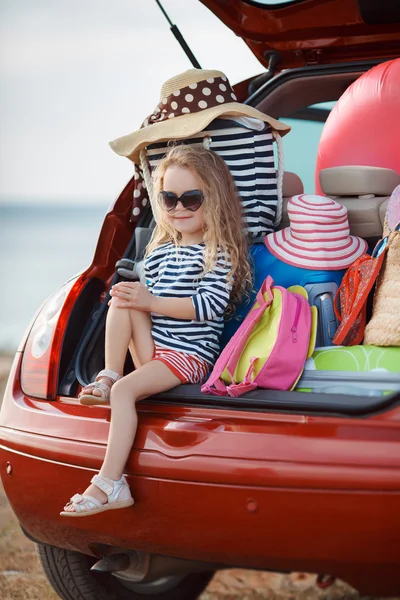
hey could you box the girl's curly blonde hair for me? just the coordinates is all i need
[145,144,252,311]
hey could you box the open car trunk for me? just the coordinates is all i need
[200,0,400,71]
[66,44,400,421]
[67,206,400,420]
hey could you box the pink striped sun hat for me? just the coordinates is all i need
[265,194,368,270]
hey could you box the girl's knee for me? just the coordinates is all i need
[110,378,137,406]
[129,308,152,325]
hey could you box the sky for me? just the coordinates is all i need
[0,0,265,205]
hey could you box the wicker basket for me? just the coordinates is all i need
[364,225,400,346]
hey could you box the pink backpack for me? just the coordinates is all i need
[201,276,315,397]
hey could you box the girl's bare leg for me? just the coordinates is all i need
[107,302,155,370]
[64,360,181,510]
[81,302,154,397]
[127,308,154,368]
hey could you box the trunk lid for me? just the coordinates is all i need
[200,0,400,70]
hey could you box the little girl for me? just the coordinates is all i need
[61,144,251,516]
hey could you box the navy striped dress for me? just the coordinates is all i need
[144,242,232,365]
[147,116,277,238]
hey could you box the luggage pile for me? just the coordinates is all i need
[203,186,400,398]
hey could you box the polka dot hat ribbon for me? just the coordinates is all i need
[131,164,148,220]
[141,76,237,128]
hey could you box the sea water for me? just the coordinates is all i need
[0,202,109,352]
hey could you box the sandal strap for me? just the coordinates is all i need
[91,474,114,497]
[95,369,121,384]
[92,382,112,395]
[67,493,103,513]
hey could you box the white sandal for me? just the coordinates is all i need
[60,474,134,517]
[79,369,121,406]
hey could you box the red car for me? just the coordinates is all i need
[1,1,400,599]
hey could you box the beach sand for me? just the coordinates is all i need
[0,354,395,599]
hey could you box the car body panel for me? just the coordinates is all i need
[3,356,400,487]
[1,445,400,596]
[1,351,400,597]
[201,0,400,69]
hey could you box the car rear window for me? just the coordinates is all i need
[279,101,335,194]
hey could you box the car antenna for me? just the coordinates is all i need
[154,0,201,68]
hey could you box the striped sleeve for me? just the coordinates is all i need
[192,256,232,322]
[144,247,164,290]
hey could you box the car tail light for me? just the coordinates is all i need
[20,276,87,399]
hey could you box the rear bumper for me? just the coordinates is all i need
[1,431,400,596]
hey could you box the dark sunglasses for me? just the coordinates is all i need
[159,189,204,212]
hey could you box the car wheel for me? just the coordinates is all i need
[37,543,215,600]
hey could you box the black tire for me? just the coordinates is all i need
[37,543,215,600]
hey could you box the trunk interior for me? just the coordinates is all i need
[60,61,400,418]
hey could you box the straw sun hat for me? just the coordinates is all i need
[109,69,290,164]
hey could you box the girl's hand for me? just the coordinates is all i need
[108,282,154,311]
